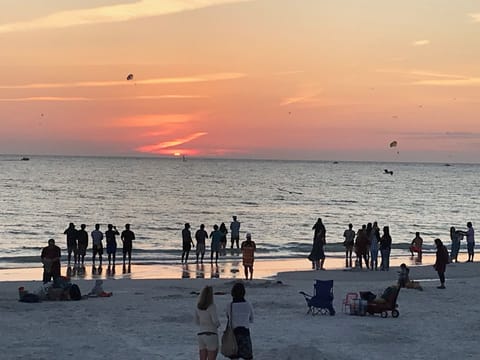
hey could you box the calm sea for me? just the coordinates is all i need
[0,155,478,269]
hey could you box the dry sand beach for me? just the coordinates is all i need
[1,257,480,360]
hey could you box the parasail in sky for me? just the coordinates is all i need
[389,140,398,148]
[126,74,134,81]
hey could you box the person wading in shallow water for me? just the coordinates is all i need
[182,223,194,263]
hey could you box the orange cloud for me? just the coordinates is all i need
[136,132,208,153]
[114,114,196,128]
[0,96,91,102]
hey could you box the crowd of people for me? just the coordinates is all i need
[182,216,257,280]
[309,218,474,289]
[41,223,135,283]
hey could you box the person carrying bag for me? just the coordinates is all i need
[221,303,238,357]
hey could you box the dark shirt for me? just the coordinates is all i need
[105,229,119,246]
[121,230,135,247]
[64,227,78,247]
[195,229,208,245]
[182,228,192,245]
[77,230,88,249]
[41,245,61,274]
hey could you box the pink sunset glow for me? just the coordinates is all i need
[1,0,480,162]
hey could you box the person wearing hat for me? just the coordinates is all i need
[41,239,61,283]
[241,233,256,280]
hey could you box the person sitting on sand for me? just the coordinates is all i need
[241,233,256,280]
[409,232,423,259]
[398,263,423,290]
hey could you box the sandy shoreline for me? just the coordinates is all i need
[0,252,454,282]
[2,254,480,359]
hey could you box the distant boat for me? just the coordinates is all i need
[444,163,451,167]
[20,157,30,161]
[333,161,339,164]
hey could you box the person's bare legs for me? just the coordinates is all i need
[207,349,218,359]
[199,349,207,360]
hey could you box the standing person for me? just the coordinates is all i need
[63,222,78,265]
[369,223,380,270]
[343,223,355,268]
[195,224,209,264]
[91,224,104,266]
[462,222,475,262]
[434,238,449,289]
[409,232,423,259]
[77,224,88,266]
[195,285,220,360]
[41,238,61,283]
[379,226,392,271]
[121,224,135,269]
[241,233,256,280]
[227,282,254,360]
[450,226,462,263]
[182,223,195,263]
[230,216,241,249]
[105,224,119,266]
[309,218,326,270]
[354,224,369,269]
[219,223,228,256]
[210,225,222,264]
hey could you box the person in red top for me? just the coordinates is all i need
[41,238,61,283]
[241,233,256,280]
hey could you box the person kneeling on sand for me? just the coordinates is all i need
[397,263,423,291]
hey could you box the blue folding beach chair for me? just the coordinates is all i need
[300,280,335,316]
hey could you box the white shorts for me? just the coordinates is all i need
[197,333,218,351]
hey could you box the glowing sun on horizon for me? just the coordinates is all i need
[173,152,181,157]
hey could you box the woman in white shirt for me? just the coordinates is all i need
[195,286,220,360]
[227,282,254,360]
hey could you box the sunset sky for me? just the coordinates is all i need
[1,0,480,162]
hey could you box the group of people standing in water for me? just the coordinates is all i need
[182,216,257,281]
[308,218,392,271]
[309,218,475,275]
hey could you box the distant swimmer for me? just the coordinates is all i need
[384,169,393,175]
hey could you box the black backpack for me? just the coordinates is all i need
[69,284,82,300]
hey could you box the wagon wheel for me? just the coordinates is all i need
[391,309,399,318]
[381,311,388,318]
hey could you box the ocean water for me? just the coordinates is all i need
[0,155,478,269]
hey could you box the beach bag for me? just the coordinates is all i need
[69,284,82,301]
[221,303,238,358]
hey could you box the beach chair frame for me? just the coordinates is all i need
[299,280,335,316]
